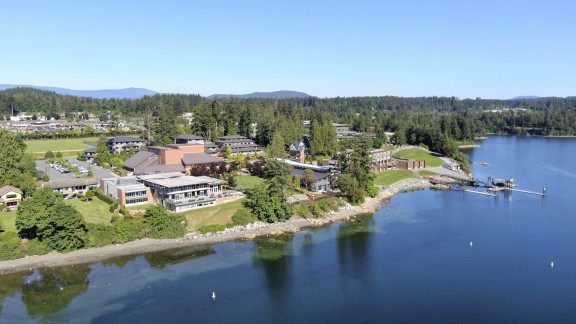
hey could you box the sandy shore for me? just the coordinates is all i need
[0,178,444,274]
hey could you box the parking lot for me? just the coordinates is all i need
[36,158,117,181]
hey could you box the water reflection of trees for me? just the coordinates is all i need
[22,266,91,317]
[101,255,138,269]
[0,265,92,318]
[337,213,375,278]
[145,246,216,269]
[253,234,294,292]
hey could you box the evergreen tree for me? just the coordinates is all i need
[0,128,37,195]
[94,135,111,166]
[154,106,178,146]
[266,132,286,158]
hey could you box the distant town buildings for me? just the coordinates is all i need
[214,135,262,155]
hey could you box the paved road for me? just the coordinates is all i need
[36,158,116,181]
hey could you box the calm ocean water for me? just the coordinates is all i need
[1,136,575,323]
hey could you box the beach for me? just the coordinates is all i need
[0,178,449,274]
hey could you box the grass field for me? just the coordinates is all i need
[66,198,115,225]
[181,199,247,229]
[374,170,417,186]
[234,175,264,191]
[0,212,17,232]
[418,170,439,177]
[393,148,444,167]
[24,137,102,153]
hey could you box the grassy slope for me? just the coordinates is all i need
[24,137,102,153]
[374,170,417,186]
[393,148,443,167]
[66,198,115,225]
[234,175,264,191]
[181,199,247,229]
[418,170,439,176]
[0,212,17,232]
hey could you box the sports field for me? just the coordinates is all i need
[24,137,101,153]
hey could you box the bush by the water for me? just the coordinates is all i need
[293,198,342,218]
[197,224,230,234]
[231,209,257,226]
[0,232,52,261]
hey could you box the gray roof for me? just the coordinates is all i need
[43,178,99,189]
[291,169,331,181]
[176,134,204,140]
[138,172,226,187]
[139,164,186,174]
[107,136,146,143]
[218,135,249,140]
[84,147,97,153]
[181,152,224,165]
[122,151,157,169]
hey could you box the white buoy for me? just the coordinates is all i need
[470,241,473,247]
[212,292,216,302]
[551,261,554,268]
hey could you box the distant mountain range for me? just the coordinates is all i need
[207,90,311,99]
[510,96,540,100]
[0,84,156,99]
[0,85,311,100]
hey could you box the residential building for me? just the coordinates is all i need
[215,135,262,155]
[101,172,242,212]
[370,149,397,172]
[84,147,97,161]
[290,169,333,192]
[123,144,225,175]
[106,136,146,153]
[43,178,99,199]
[175,134,205,145]
[0,186,23,211]
[396,158,426,170]
[100,177,152,207]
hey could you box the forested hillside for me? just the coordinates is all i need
[2,88,576,144]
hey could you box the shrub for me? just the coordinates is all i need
[119,206,129,217]
[109,202,118,213]
[95,188,116,205]
[232,209,256,226]
[44,151,55,159]
[86,223,119,247]
[22,239,52,256]
[0,232,25,260]
[197,224,231,234]
[55,151,63,158]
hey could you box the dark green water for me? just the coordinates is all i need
[1,136,576,323]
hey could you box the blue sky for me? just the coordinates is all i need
[2,0,575,99]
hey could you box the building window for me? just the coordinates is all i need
[5,194,17,199]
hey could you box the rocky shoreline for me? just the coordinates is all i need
[0,178,449,274]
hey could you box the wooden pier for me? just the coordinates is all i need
[507,188,546,196]
[463,189,498,197]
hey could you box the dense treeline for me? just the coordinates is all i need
[3,88,576,144]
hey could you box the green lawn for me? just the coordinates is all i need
[374,170,417,186]
[393,148,443,167]
[126,198,248,230]
[234,175,264,191]
[66,198,115,225]
[0,211,17,232]
[180,199,247,229]
[24,137,102,154]
[418,170,439,177]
